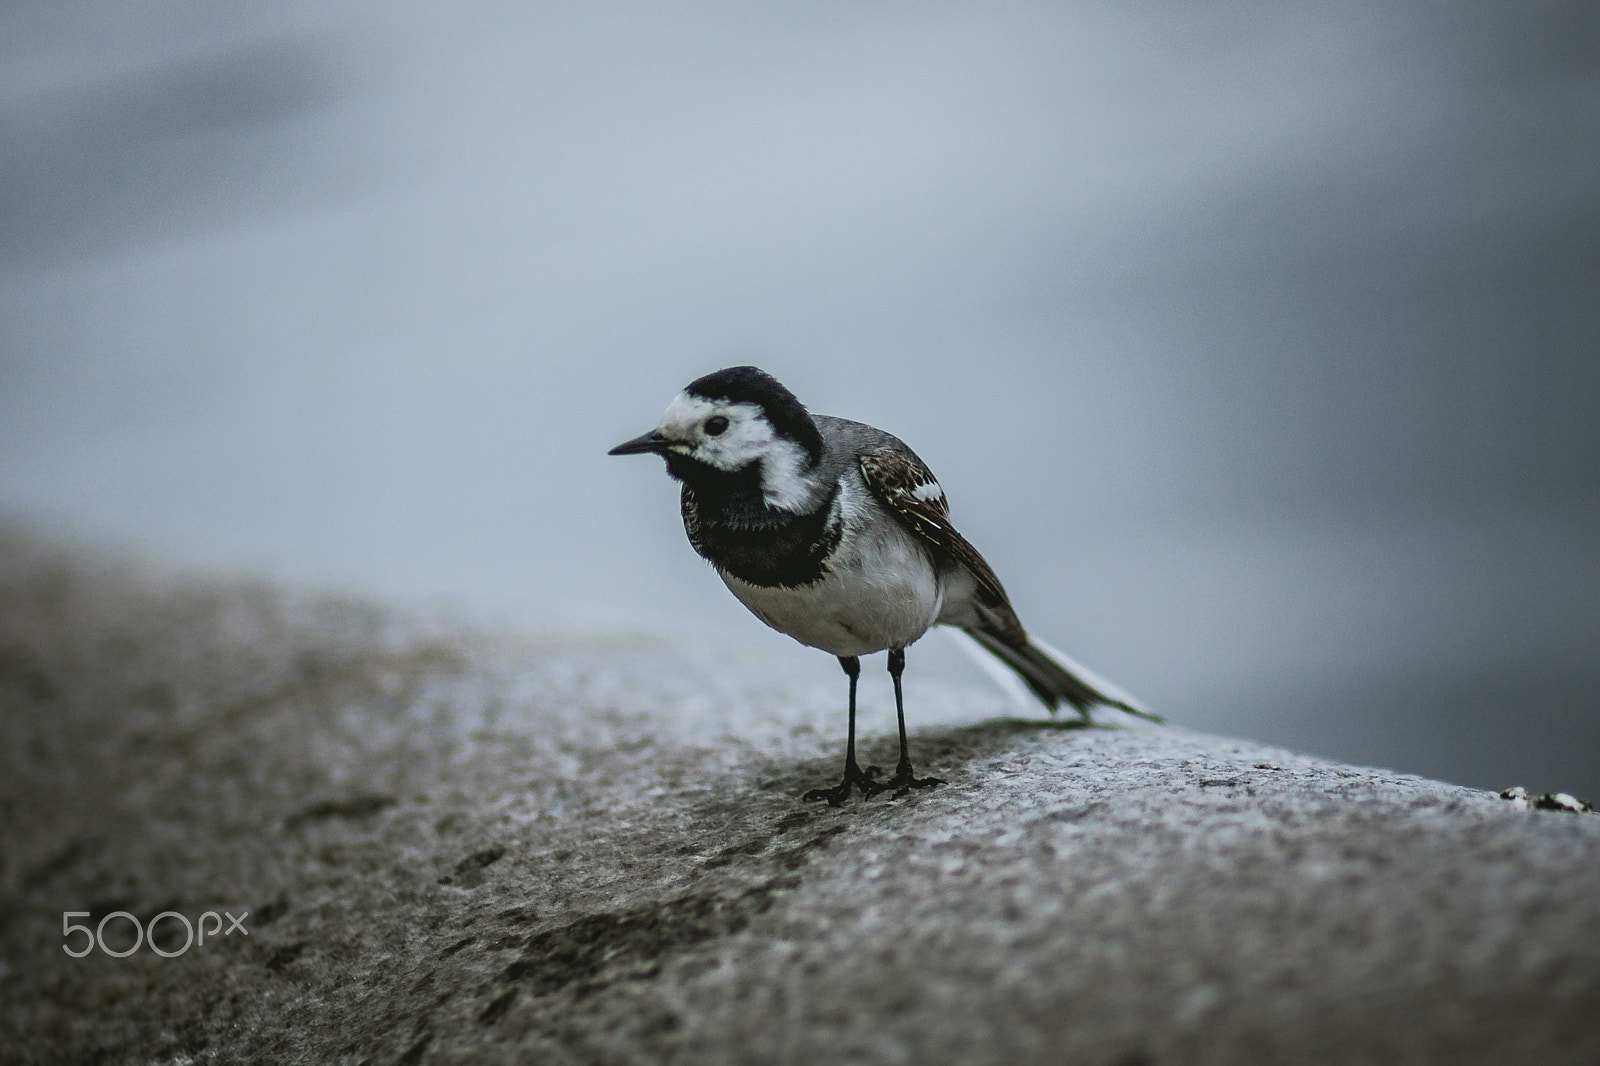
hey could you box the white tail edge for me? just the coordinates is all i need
[942,627,1035,708]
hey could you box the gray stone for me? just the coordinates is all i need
[1,524,1597,1065]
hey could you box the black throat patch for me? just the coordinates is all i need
[670,456,841,588]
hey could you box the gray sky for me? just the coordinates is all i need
[3,0,1598,796]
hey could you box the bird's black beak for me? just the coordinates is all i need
[608,430,672,456]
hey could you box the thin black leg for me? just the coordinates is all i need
[880,648,943,796]
[803,656,879,806]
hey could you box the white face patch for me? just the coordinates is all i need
[652,392,822,512]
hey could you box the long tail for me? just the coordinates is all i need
[958,626,1161,723]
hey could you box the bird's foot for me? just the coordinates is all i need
[803,762,881,807]
[870,761,944,799]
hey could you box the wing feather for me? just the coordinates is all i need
[857,448,1019,635]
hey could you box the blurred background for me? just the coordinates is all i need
[2,0,1596,797]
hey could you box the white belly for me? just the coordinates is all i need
[720,516,943,658]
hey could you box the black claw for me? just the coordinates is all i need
[803,760,879,805]
[803,783,851,807]
[879,765,944,799]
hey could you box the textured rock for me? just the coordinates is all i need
[1,526,1598,1065]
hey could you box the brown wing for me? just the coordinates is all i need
[857,447,1021,638]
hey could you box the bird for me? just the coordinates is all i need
[609,366,1156,805]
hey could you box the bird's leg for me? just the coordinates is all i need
[803,656,878,806]
[877,648,944,797]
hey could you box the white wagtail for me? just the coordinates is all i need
[610,366,1156,804]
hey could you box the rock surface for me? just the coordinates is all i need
[1,526,1598,1065]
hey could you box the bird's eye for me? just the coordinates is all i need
[704,415,729,436]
